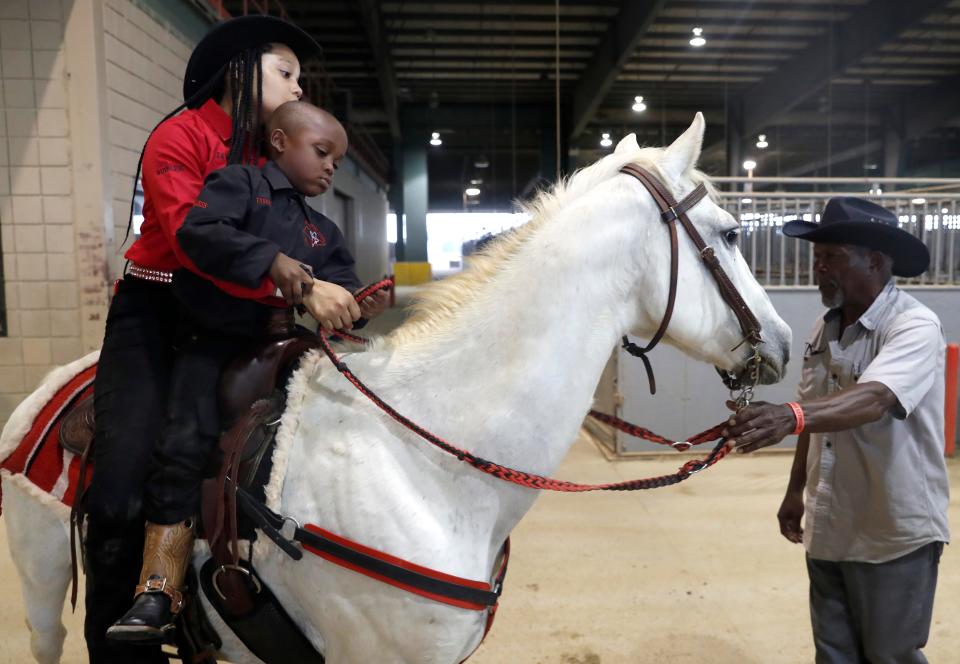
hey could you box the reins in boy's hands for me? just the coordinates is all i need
[269,252,315,305]
[303,279,362,330]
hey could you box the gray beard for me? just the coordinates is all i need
[821,288,845,309]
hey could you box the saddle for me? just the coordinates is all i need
[57,327,327,663]
[57,331,319,461]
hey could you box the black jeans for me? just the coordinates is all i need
[84,276,177,664]
[143,331,250,524]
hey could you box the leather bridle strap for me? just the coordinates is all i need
[619,163,763,393]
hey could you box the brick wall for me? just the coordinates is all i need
[102,0,196,278]
[0,0,79,420]
[0,0,201,421]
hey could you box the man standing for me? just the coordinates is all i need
[723,197,950,664]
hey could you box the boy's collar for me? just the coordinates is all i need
[263,161,296,191]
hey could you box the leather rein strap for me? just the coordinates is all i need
[618,163,763,394]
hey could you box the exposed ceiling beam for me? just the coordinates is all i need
[783,139,883,177]
[568,0,667,140]
[784,73,960,176]
[356,0,401,139]
[697,0,952,171]
[738,0,953,139]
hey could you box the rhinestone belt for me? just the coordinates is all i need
[127,263,173,284]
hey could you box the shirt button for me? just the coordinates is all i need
[825,441,832,448]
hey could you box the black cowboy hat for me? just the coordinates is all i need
[183,15,321,106]
[782,196,930,277]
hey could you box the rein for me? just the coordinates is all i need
[617,164,764,400]
[317,278,733,491]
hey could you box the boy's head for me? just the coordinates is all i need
[267,101,348,197]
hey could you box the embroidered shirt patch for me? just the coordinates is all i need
[303,219,326,248]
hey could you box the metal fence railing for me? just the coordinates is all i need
[712,177,960,287]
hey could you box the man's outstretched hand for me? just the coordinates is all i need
[721,400,797,454]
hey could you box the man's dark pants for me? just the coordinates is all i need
[86,277,177,664]
[807,541,943,664]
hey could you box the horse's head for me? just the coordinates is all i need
[621,113,791,386]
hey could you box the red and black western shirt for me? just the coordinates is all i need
[125,99,274,300]
[173,161,361,334]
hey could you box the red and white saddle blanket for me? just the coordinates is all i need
[0,352,99,515]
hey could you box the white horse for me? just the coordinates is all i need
[1,114,791,664]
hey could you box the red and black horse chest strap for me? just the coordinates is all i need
[236,486,510,612]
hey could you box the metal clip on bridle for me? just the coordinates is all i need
[717,337,764,411]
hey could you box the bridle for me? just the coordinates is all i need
[618,164,764,407]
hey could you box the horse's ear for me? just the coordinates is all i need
[615,133,639,154]
[661,112,705,182]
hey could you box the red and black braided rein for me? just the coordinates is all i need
[316,281,732,491]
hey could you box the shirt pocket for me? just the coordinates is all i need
[798,348,829,400]
[827,355,858,392]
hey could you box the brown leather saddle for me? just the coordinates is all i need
[58,335,320,462]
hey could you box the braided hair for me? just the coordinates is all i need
[218,44,269,165]
[121,44,271,246]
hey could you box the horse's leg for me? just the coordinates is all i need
[2,476,71,664]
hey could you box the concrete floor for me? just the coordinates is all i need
[2,439,958,663]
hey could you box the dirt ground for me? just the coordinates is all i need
[2,440,958,663]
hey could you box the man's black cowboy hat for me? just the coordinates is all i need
[183,15,321,107]
[782,196,930,277]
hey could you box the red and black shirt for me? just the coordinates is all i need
[125,99,275,300]
[173,161,361,334]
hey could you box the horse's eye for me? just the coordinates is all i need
[724,229,739,245]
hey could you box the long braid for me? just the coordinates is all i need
[226,45,268,164]
[122,45,269,250]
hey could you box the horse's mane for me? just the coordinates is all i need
[381,144,716,349]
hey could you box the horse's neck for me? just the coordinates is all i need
[380,184,651,535]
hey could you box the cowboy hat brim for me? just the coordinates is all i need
[183,16,321,106]
[782,219,930,277]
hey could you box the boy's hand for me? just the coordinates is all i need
[358,289,390,319]
[303,280,362,331]
[269,253,314,305]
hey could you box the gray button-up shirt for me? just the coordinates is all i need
[798,281,950,563]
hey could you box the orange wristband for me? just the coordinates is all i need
[786,402,805,435]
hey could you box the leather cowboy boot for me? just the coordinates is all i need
[106,519,194,643]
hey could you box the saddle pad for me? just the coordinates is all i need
[0,363,97,512]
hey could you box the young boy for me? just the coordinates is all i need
[108,101,388,641]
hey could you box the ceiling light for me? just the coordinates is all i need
[689,27,706,48]
[474,155,490,168]
[869,185,883,195]
[911,197,927,205]
[756,134,768,149]
[465,186,481,197]
[741,198,753,204]
[742,159,757,171]
[600,132,613,148]
[429,131,442,146]
[470,178,483,185]
[632,95,647,113]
